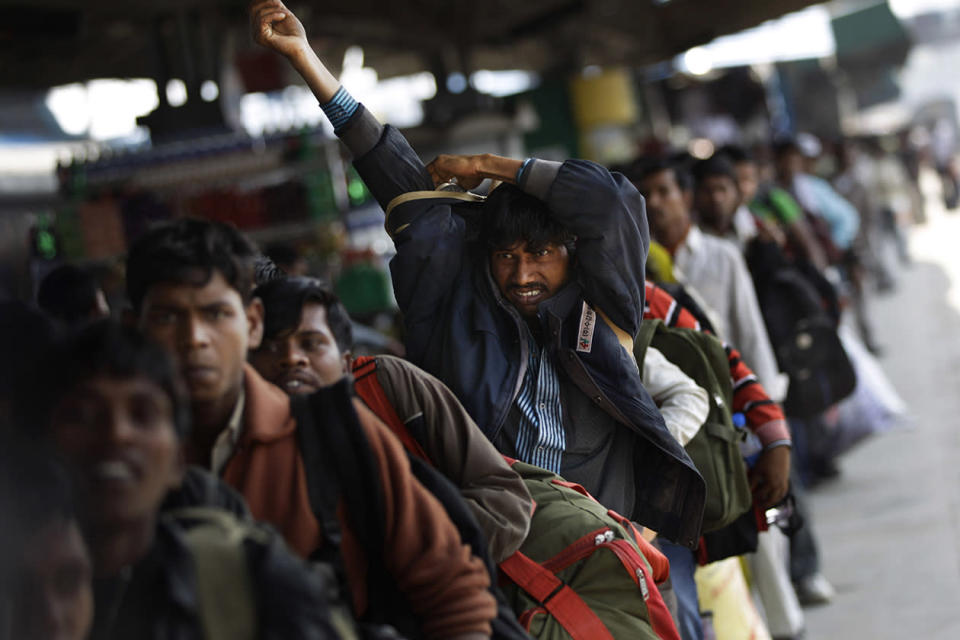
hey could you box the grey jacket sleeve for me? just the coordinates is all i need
[373,355,533,562]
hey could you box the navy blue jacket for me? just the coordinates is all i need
[340,107,705,546]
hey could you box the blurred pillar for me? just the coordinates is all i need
[569,68,640,164]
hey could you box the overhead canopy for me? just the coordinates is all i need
[0,0,824,89]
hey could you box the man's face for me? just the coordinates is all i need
[50,375,183,527]
[489,241,571,319]
[776,149,803,182]
[735,161,759,204]
[12,518,93,640]
[695,174,741,234]
[138,271,263,406]
[639,169,692,251]
[249,302,350,395]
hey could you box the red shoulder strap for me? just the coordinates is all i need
[499,552,615,640]
[351,356,431,463]
[606,509,671,584]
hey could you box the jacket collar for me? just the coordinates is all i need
[239,363,296,444]
[537,279,582,326]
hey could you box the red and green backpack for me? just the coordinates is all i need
[352,356,680,640]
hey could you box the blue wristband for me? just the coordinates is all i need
[516,157,534,185]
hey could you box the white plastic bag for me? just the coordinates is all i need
[828,325,908,455]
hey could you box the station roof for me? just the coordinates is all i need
[0,0,823,88]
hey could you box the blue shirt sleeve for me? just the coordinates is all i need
[320,86,360,132]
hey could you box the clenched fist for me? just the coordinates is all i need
[250,0,309,59]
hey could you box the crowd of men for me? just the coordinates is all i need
[1,2,922,639]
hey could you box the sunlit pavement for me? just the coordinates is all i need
[802,187,960,639]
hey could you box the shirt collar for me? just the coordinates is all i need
[210,388,245,475]
[683,224,704,252]
[227,388,246,437]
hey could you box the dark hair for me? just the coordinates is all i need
[0,442,75,532]
[36,264,102,325]
[0,441,77,588]
[254,255,289,286]
[254,277,354,353]
[0,302,60,403]
[19,321,190,440]
[126,218,259,311]
[480,184,576,254]
[772,137,801,158]
[691,154,738,187]
[264,242,301,268]
[717,144,753,165]
[636,157,694,193]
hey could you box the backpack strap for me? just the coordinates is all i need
[500,552,615,640]
[289,395,345,567]
[384,190,486,236]
[351,356,431,464]
[290,381,388,614]
[633,318,662,372]
[170,507,260,640]
[605,509,670,584]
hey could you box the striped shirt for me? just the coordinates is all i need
[514,333,565,473]
[320,86,360,132]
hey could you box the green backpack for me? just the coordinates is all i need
[171,507,358,640]
[498,460,680,640]
[634,319,752,534]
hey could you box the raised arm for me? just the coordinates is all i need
[251,0,467,351]
[250,0,339,103]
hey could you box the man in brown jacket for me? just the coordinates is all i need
[126,218,496,639]
[249,275,534,563]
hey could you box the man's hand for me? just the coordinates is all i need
[755,217,787,247]
[749,445,791,509]
[250,0,309,60]
[426,155,487,190]
[426,154,524,190]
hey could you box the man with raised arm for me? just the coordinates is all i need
[251,0,705,546]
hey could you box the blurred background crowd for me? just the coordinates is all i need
[1,0,957,318]
[2,1,959,638]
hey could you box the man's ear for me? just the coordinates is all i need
[341,350,353,375]
[683,189,694,212]
[246,297,265,350]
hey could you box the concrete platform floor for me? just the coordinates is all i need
[803,202,960,639]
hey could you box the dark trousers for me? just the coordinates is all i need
[785,437,822,582]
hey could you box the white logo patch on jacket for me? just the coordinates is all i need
[576,302,597,353]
